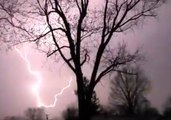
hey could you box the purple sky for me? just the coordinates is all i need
[0,1,171,119]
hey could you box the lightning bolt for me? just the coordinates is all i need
[15,46,72,108]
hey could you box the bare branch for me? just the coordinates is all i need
[32,27,66,42]
[44,4,75,72]
[47,45,70,57]
[95,44,141,85]
[80,48,90,66]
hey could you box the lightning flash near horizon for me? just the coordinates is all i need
[14,46,73,108]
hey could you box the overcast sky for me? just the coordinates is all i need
[0,0,171,119]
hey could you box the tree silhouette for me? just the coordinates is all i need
[109,65,150,116]
[24,108,46,120]
[2,108,46,120]
[3,116,26,120]
[62,106,78,120]
[0,0,166,120]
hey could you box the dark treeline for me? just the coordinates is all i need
[2,65,171,120]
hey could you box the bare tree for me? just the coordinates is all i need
[109,65,150,116]
[0,0,166,120]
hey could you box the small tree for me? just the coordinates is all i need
[109,65,150,116]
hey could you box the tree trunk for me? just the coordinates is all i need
[77,89,91,120]
[75,74,90,120]
[127,102,134,116]
[76,77,93,120]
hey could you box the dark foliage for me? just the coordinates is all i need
[75,77,102,116]
[163,96,171,119]
[62,106,78,120]
[24,108,46,120]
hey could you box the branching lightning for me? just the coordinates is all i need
[15,46,72,108]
